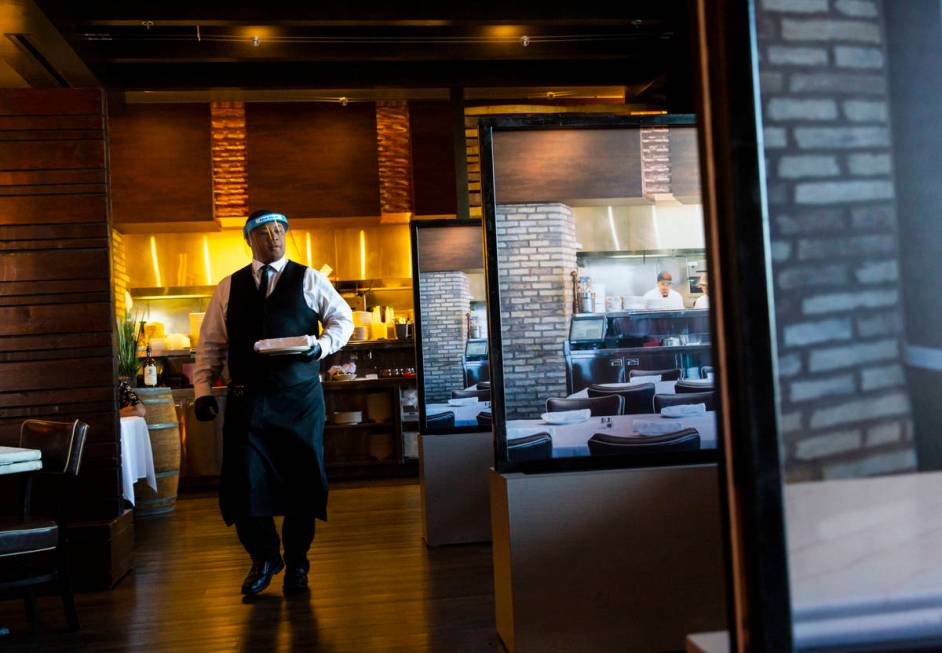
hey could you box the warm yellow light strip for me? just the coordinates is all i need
[202,235,213,285]
[150,236,162,287]
[305,231,313,268]
[359,229,366,279]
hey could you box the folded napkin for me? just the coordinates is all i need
[0,446,42,464]
[254,335,313,352]
[632,419,687,436]
[628,375,662,385]
[448,397,478,406]
[540,408,592,424]
[660,403,707,418]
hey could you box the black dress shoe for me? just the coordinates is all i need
[283,567,309,594]
[241,557,285,595]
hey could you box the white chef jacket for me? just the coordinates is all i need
[642,287,685,310]
[694,295,709,309]
[193,256,354,398]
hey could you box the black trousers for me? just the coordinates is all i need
[235,515,316,571]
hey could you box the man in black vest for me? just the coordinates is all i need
[193,210,353,595]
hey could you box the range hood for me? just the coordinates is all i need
[573,203,706,253]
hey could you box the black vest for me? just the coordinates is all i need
[226,260,320,388]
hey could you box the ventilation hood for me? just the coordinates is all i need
[573,203,706,253]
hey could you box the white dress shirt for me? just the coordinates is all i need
[694,295,709,309]
[642,287,685,310]
[193,256,354,398]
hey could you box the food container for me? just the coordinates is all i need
[352,311,372,326]
[332,410,362,424]
[352,326,369,341]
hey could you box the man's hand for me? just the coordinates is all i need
[194,395,219,421]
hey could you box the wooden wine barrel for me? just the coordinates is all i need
[133,387,182,516]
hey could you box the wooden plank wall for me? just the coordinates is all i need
[0,88,120,520]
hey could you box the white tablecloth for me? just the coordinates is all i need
[120,416,157,504]
[0,446,41,475]
[506,412,718,457]
[426,400,491,427]
[568,380,679,399]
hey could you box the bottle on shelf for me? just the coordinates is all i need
[143,345,158,387]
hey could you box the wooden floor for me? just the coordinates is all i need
[0,481,499,652]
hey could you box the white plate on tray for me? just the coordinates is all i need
[261,345,311,356]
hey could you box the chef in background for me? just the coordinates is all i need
[694,273,709,309]
[642,271,685,309]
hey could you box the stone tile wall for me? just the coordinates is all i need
[419,271,470,403]
[756,0,915,480]
[495,203,577,420]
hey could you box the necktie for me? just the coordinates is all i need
[259,264,273,299]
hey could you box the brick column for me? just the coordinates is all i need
[419,271,471,403]
[496,203,577,420]
[756,0,914,480]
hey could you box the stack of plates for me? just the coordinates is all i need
[333,411,362,425]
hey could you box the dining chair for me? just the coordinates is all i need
[675,379,714,393]
[476,411,492,429]
[507,433,553,462]
[654,391,717,412]
[628,368,682,381]
[475,381,491,391]
[426,411,456,431]
[545,394,623,417]
[700,366,714,379]
[451,388,491,401]
[0,419,88,632]
[587,428,701,455]
[586,383,656,415]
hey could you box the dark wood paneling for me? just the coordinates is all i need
[108,103,213,223]
[670,126,702,199]
[0,278,113,297]
[410,101,458,216]
[492,128,643,203]
[0,115,103,131]
[0,303,111,336]
[247,102,380,218]
[0,89,120,534]
[0,169,106,186]
[0,194,107,225]
[0,357,114,393]
[417,224,483,272]
[0,249,109,282]
[0,89,101,116]
[0,139,104,170]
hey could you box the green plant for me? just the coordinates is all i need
[116,311,145,379]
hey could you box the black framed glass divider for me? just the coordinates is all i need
[479,113,721,474]
[411,219,489,434]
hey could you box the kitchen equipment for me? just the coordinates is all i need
[395,323,412,340]
[352,326,369,341]
[188,313,205,347]
[663,337,682,347]
[352,310,372,326]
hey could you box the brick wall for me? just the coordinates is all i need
[496,203,577,420]
[419,271,470,403]
[756,0,915,480]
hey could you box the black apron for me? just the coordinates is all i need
[219,261,329,525]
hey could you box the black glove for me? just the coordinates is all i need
[299,340,322,360]
[194,395,219,421]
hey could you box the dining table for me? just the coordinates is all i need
[506,411,718,458]
[120,416,157,504]
[0,445,41,637]
[425,400,491,428]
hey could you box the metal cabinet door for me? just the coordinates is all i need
[567,353,625,393]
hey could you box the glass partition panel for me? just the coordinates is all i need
[479,115,720,471]
[411,220,489,433]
